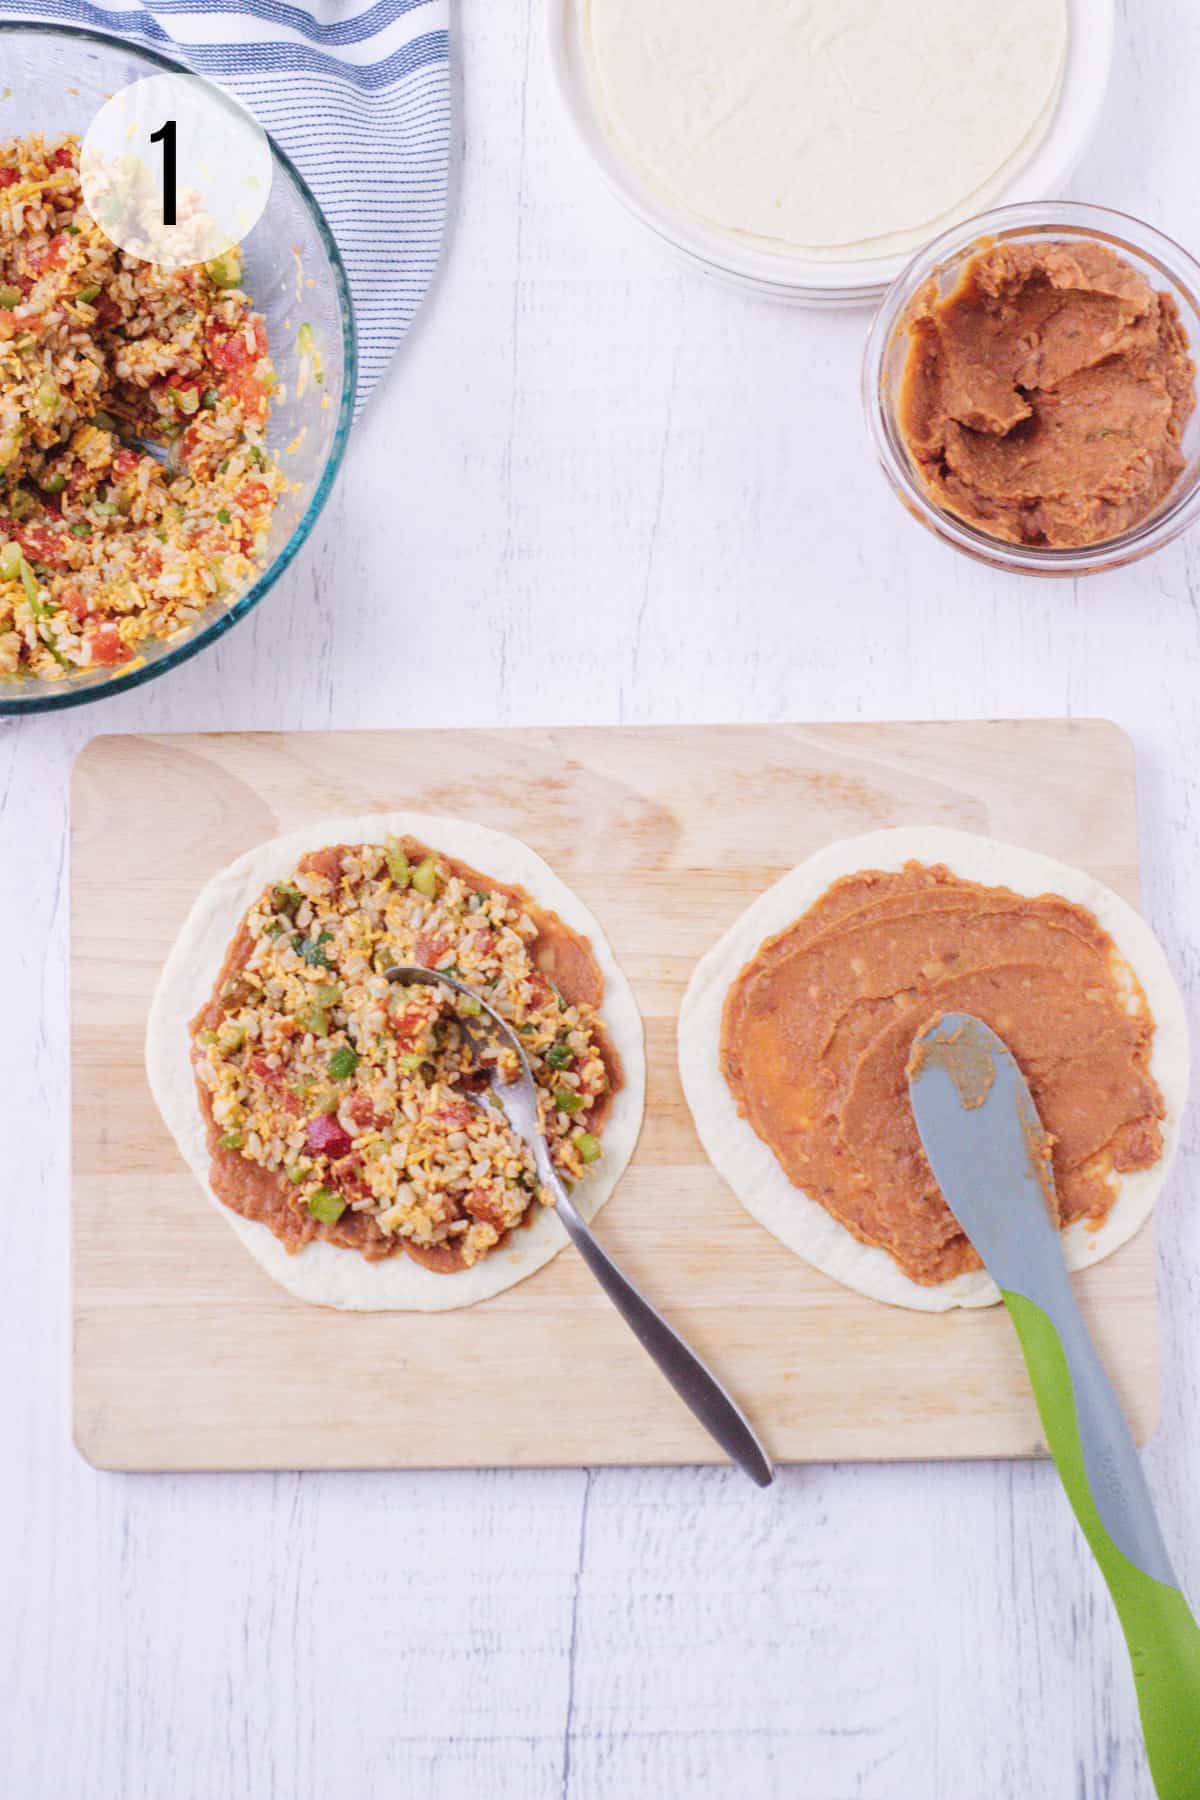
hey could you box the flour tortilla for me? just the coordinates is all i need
[679,828,1189,1312]
[586,0,1068,262]
[147,813,646,1312]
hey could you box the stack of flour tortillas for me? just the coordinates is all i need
[584,0,1069,262]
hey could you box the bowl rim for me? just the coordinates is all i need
[862,199,1200,577]
[547,0,1115,307]
[0,18,358,714]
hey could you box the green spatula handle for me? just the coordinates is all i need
[1003,1283,1200,1798]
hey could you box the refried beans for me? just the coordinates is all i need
[898,238,1196,549]
[720,862,1165,1285]
[191,838,622,1274]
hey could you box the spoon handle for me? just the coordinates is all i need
[1004,1275,1200,1798]
[382,968,772,1486]
[555,1192,774,1488]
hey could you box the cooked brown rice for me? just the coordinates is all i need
[191,838,618,1271]
[0,132,283,681]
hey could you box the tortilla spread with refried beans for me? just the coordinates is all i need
[190,837,622,1274]
[899,238,1196,548]
[719,862,1166,1286]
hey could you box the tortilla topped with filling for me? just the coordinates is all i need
[191,836,622,1275]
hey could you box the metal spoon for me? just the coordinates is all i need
[88,410,177,471]
[387,963,774,1488]
[124,432,173,469]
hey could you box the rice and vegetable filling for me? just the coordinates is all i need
[190,838,623,1273]
[0,132,282,680]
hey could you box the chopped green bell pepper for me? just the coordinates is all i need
[411,856,438,899]
[307,1186,345,1224]
[384,836,410,887]
[205,247,243,289]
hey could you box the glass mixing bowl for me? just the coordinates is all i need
[0,22,356,713]
[863,202,1200,577]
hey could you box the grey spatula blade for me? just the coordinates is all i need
[908,1013,1200,1799]
[906,1010,1063,1294]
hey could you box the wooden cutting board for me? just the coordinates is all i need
[71,721,1161,1471]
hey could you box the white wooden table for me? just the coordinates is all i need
[6,5,1200,1794]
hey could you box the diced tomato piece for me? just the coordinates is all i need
[464,1186,508,1230]
[236,480,271,511]
[389,1009,424,1048]
[247,1057,301,1111]
[306,1114,352,1159]
[27,234,66,275]
[111,450,139,481]
[176,424,201,467]
[88,624,131,667]
[528,974,553,1008]
[60,583,89,624]
[207,317,266,372]
[332,1154,371,1204]
[346,1095,383,1130]
[0,168,18,188]
[298,846,343,883]
[204,322,231,368]
[414,934,449,970]
[435,1099,473,1130]
[222,370,268,420]
[10,520,66,568]
[51,146,75,170]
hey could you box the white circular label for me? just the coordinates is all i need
[80,73,272,273]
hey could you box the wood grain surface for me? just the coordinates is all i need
[71,720,1159,1472]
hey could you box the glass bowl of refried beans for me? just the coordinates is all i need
[863,202,1200,576]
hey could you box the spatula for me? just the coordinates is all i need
[908,1012,1200,1799]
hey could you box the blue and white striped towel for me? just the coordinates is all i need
[1,0,452,410]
